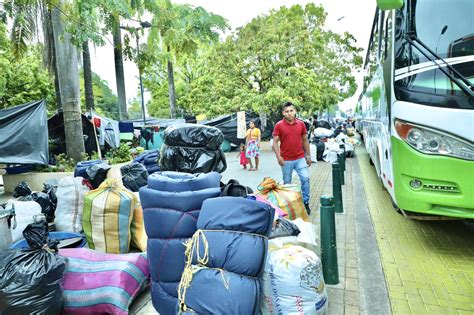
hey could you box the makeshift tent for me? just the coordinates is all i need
[48,112,99,156]
[0,100,49,165]
[202,112,262,145]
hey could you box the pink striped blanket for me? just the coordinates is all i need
[59,248,150,314]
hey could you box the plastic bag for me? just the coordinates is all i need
[163,123,224,150]
[31,191,54,222]
[269,218,301,239]
[42,179,58,207]
[86,163,111,189]
[121,163,148,192]
[160,145,227,174]
[12,181,32,198]
[0,221,65,315]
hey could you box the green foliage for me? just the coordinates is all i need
[0,22,55,111]
[79,70,120,119]
[128,96,144,119]
[52,153,76,172]
[105,143,132,164]
[144,4,362,120]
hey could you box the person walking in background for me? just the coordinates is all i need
[245,120,261,171]
[272,102,312,214]
[237,143,249,170]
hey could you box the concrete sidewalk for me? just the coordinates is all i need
[305,153,390,315]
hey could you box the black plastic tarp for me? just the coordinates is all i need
[121,117,186,128]
[48,112,98,156]
[0,100,49,165]
[202,112,261,145]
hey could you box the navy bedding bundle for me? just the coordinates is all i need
[178,197,275,315]
[139,171,221,315]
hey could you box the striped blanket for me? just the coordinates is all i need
[59,248,149,314]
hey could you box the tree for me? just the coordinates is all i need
[0,20,55,111]
[174,4,362,120]
[51,3,85,161]
[146,1,228,118]
[79,70,120,119]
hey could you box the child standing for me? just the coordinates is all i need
[237,143,249,169]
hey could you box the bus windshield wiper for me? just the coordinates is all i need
[405,33,474,98]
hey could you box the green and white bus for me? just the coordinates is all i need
[357,0,474,218]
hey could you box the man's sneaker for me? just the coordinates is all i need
[304,203,311,215]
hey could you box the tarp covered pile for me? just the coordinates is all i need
[0,100,49,165]
[139,172,222,314]
[160,124,227,174]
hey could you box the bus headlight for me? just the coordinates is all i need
[395,120,474,161]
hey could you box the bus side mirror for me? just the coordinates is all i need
[376,0,404,10]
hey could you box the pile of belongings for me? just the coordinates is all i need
[256,177,309,222]
[139,171,222,314]
[133,149,160,174]
[178,197,275,314]
[160,124,227,173]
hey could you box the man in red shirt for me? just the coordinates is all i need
[272,102,312,214]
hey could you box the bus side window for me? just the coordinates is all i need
[384,12,393,60]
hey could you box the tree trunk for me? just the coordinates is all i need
[43,7,61,110]
[167,47,177,118]
[82,40,95,111]
[51,4,85,161]
[112,16,128,120]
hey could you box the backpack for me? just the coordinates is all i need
[220,179,253,197]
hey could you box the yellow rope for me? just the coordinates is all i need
[177,229,268,311]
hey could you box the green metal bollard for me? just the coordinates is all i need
[320,195,339,284]
[332,162,344,213]
[337,154,345,186]
[339,144,346,172]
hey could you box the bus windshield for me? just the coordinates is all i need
[394,0,474,109]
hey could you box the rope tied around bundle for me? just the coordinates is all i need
[177,229,267,312]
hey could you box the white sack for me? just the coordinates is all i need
[55,177,90,232]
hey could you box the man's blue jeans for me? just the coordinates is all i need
[281,158,310,204]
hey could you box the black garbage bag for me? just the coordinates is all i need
[269,219,301,239]
[42,179,58,207]
[12,181,32,198]
[160,145,227,174]
[121,163,149,192]
[31,192,55,222]
[0,221,65,315]
[17,195,34,201]
[86,163,111,189]
[163,123,224,150]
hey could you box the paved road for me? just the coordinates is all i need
[357,147,474,314]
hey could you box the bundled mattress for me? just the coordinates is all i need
[178,197,274,315]
[139,171,221,315]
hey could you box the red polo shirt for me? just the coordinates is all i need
[272,118,307,161]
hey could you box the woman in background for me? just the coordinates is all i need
[245,120,261,171]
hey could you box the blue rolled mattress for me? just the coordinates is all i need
[180,197,274,315]
[139,171,221,315]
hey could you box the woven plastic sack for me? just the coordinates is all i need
[82,179,137,253]
[55,177,91,233]
[130,203,147,251]
[260,244,328,315]
[256,177,309,222]
[59,248,149,315]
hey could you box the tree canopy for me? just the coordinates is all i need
[0,22,55,111]
[145,3,363,120]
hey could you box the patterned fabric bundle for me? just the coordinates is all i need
[256,177,309,221]
[178,197,275,315]
[59,248,149,314]
[82,179,138,254]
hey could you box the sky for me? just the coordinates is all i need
[89,0,375,113]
